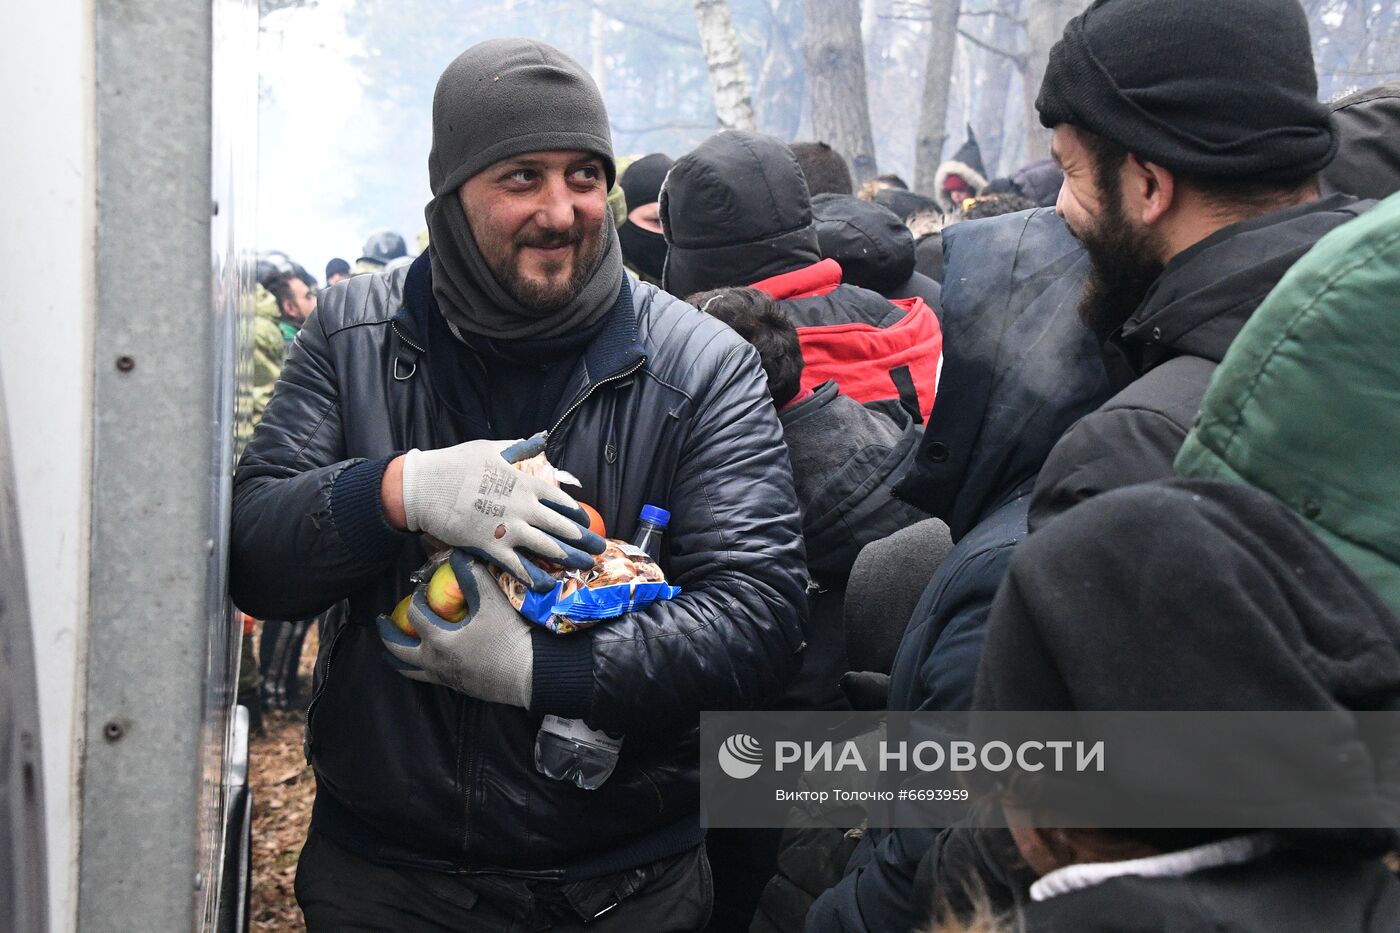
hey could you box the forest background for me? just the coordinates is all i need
[258,0,1400,274]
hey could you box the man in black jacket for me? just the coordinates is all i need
[230,38,807,931]
[1028,0,1368,532]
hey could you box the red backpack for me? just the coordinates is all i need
[752,259,942,422]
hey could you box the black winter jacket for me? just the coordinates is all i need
[1029,194,1371,532]
[229,260,808,879]
[812,193,942,311]
[1020,853,1400,932]
[808,210,1111,933]
[774,380,928,710]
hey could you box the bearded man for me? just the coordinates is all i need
[1026,0,1373,532]
[229,38,806,931]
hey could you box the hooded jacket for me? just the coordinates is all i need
[1177,190,1400,618]
[660,131,943,424]
[1322,83,1400,200]
[771,380,929,711]
[660,130,823,300]
[963,478,1400,931]
[229,259,808,880]
[1020,854,1400,933]
[753,259,942,424]
[1029,193,1371,532]
[812,193,943,310]
[933,159,989,216]
[806,209,1112,933]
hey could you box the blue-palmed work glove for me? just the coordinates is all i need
[378,551,536,708]
[400,433,604,591]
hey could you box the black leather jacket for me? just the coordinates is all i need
[229,263,808,879]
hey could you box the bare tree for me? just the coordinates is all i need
[755,0,806,137]
[1023,0,1077,161]
[692,0,758,131]
[913,0,961,192]
[804,0,879,181]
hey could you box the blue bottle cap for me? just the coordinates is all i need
[639,504,671,527]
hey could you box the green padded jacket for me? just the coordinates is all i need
[1176,190,1400,616]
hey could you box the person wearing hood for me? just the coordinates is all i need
[663,130,943,425]
[616,152,671,285]
[805,206,1112,933]
[230,38,807,930]
[933,127,990,217]
[1321,83,1400,201]
[1026,0,1372,533]
[958,478,1400,932]
[811,193,942,310]
[1177,190,1400,617]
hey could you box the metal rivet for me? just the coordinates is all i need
[1301,497,1321,519]
[1151,326,1162,341]
[116,355,135,372]
[927,441,950,464]
[103,720,124,742]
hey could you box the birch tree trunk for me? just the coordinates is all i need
[1023,0,1077,162]
[692,0,758,131]
[913,0,961,194]
[803,0,879,182]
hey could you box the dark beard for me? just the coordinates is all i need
[1072,194,1165,343]
[496,218,607,313]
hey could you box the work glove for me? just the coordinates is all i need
[401,433,604,591]
[378,551,536,708]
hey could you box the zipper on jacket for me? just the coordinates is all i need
[391,320,425,355]
[302,619,349,760]
[547,357,646,441]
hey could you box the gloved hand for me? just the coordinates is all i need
[378,551,536,708]
[401,433,604,591]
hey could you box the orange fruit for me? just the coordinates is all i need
[580,502,606,538]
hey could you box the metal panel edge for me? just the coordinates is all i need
[79,1,216,929]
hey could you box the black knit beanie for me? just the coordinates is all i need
[424,38,623,340]
[619,153,673,211]
[1037,0,1337,181]
[618,153,673,282]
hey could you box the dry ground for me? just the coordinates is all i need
[249,625,318,932]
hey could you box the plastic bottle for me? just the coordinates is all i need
[629,504,670,561]
[534,504,669,790]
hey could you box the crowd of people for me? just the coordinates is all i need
[231,0,1400,929]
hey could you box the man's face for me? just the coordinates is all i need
[327,271,348,286]
[459,149,609,312]
[281,276,317,323]
[1052,125,1165,341]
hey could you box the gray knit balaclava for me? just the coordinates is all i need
[425,38,622,340]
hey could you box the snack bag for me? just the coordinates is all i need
[492,540,681,634]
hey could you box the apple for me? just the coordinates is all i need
[389,595,416,638]
[426,562,470,622]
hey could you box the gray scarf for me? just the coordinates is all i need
[425,194,622,341]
